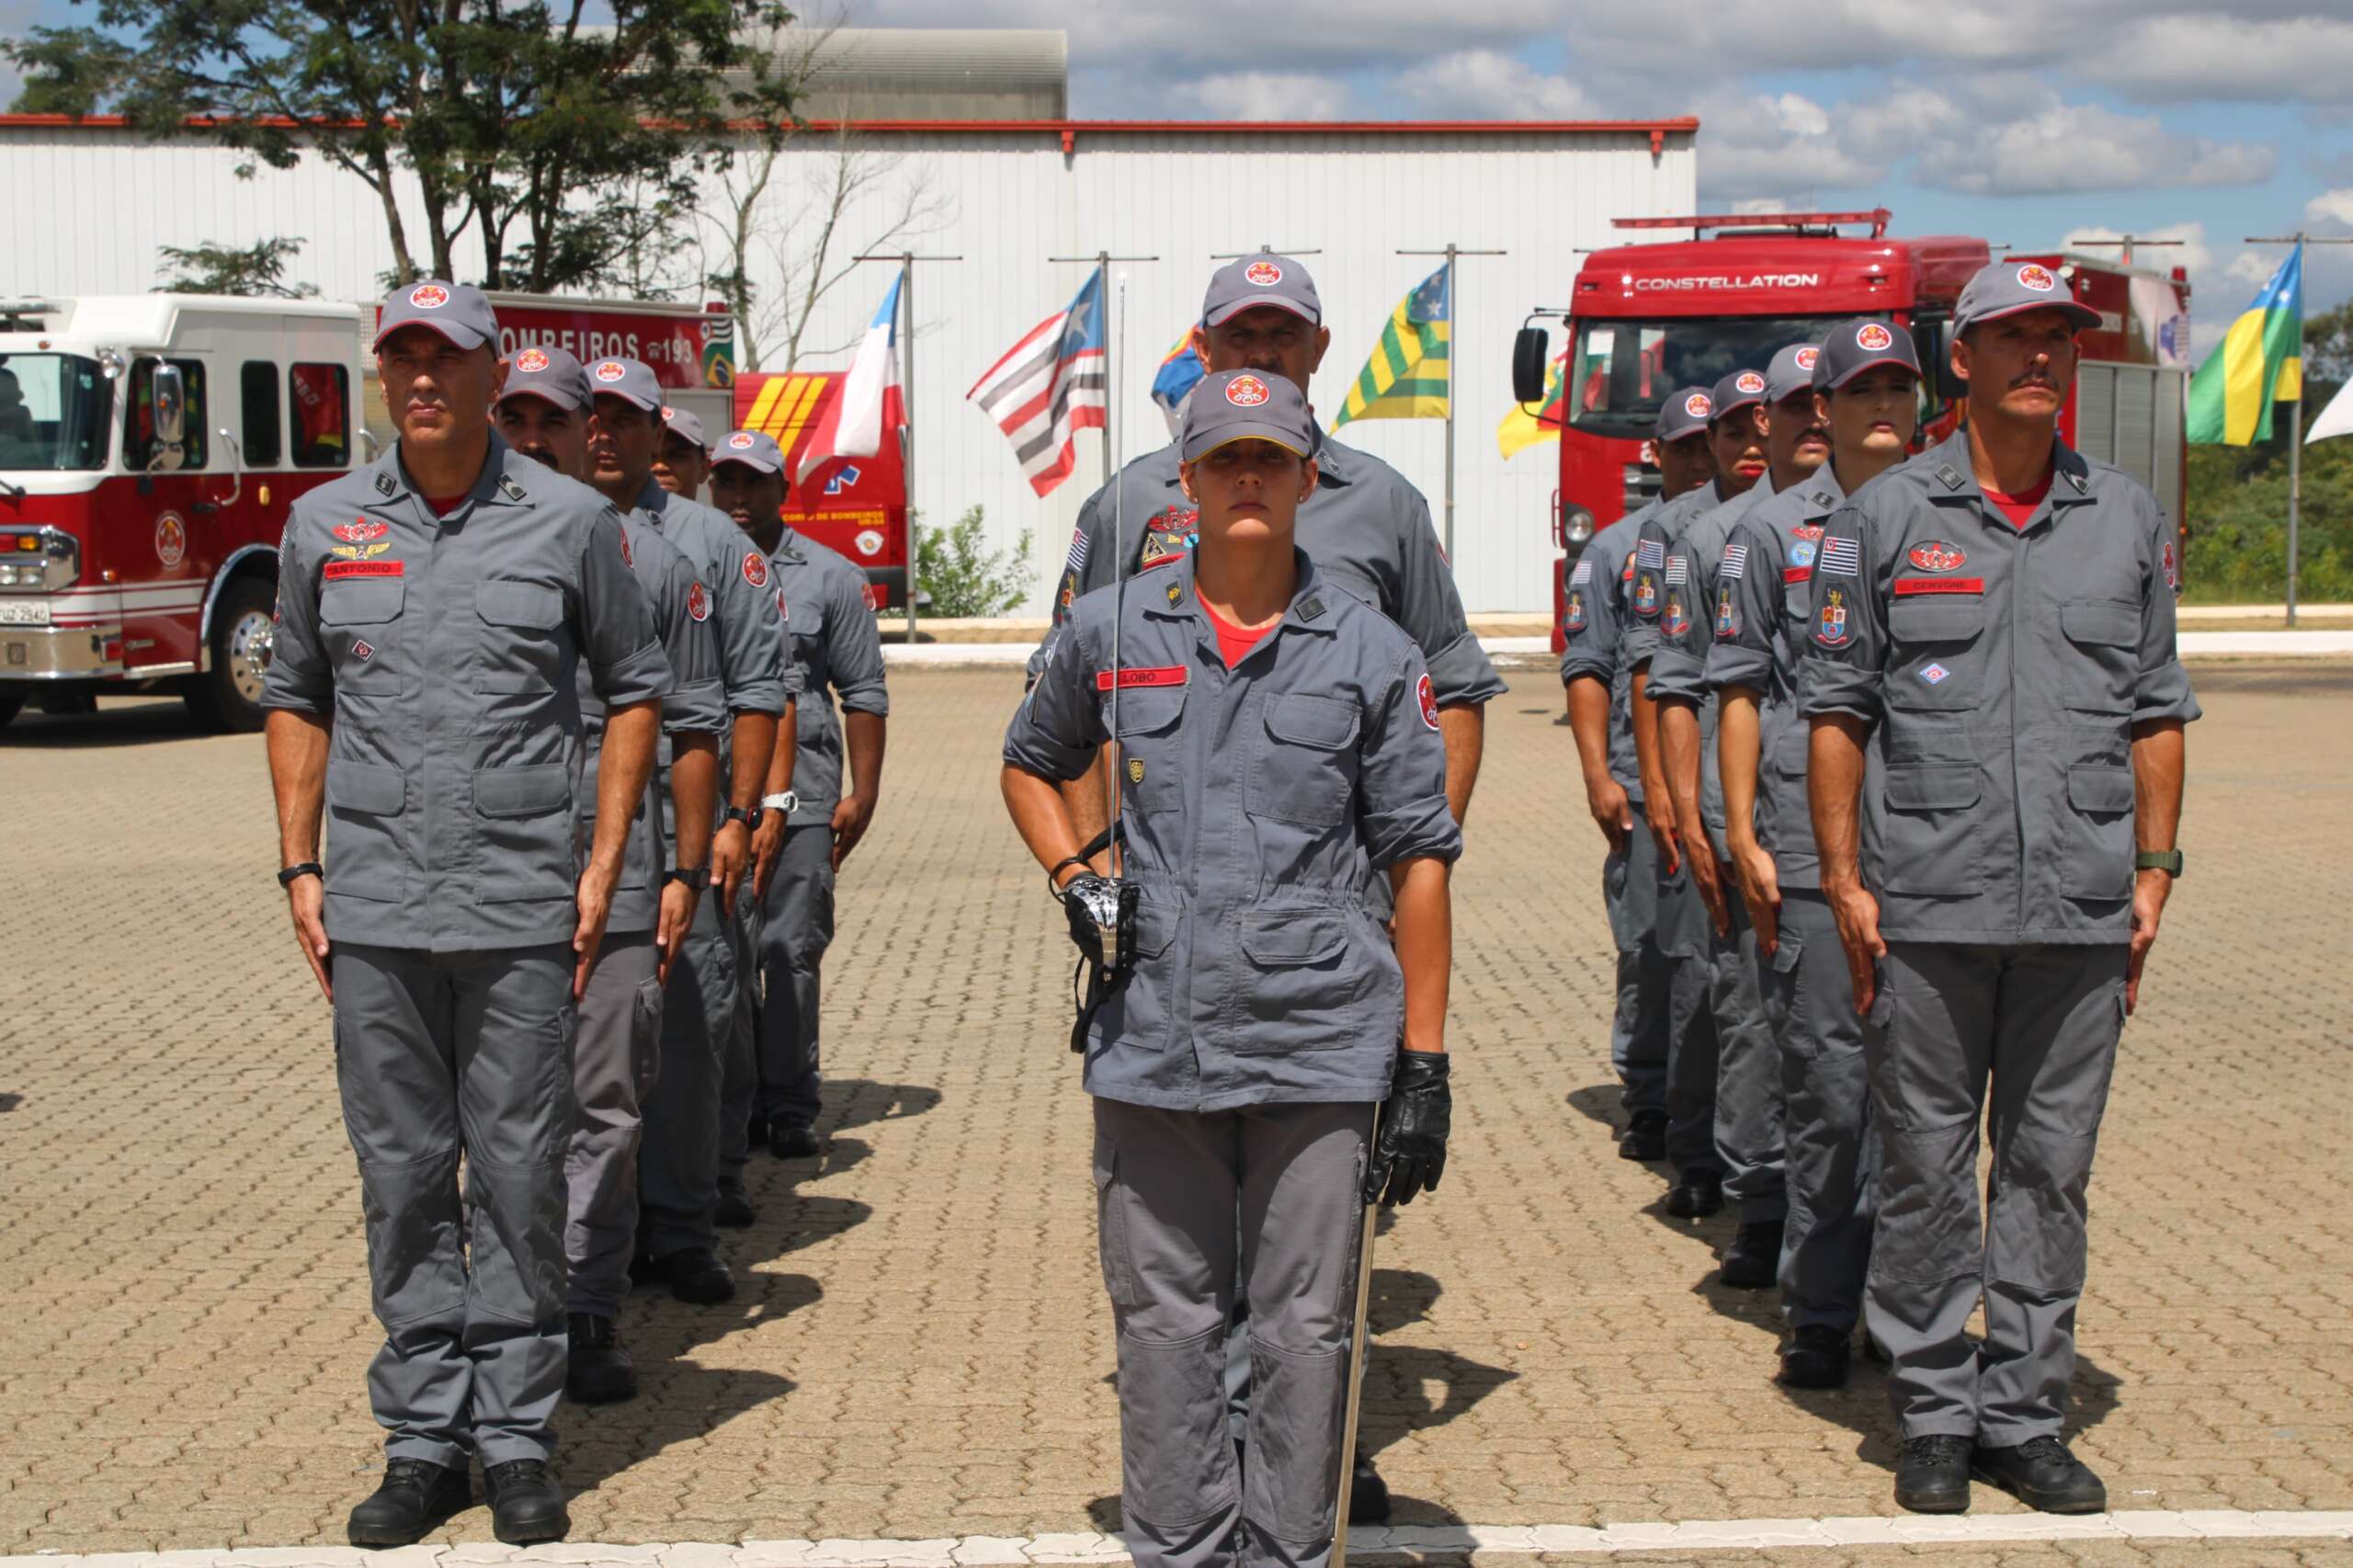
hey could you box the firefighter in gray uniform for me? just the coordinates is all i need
[1029,251,1497,1522]
[1005,372,1460,1568]
[263,282,669,1548]
[1711,321,1921,1388]
[1626,371,1768,1218]
[1560,389,1716,1161]
[493,346,728,1403]
[655,405,713,500]
[1803,261,2196,1516]
[586,358,791,1295]
[1648,349,1829,1282]
[706,429,892,1160]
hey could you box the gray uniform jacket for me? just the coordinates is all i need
[1005,551,1462,1113]
[1558,505,1659,801]
[579,515,728,935]
[1622,479,1724,670]
[768,528,892,829]
[1702,470,1847,888]
[1643,482,1772,858]
[262,434,672,952]
[1029,438,1506,709]
[1799,434,2200,945]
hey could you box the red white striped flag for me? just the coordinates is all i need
[968,269,1108,497]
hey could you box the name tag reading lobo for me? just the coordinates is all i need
[1097,665,1188,691]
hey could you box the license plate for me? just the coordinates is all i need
[0,599,50,626]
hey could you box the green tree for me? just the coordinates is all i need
[7,0,806,291]
[914,506,1033,619]
[155,236,319,298]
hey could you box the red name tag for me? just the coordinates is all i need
[1893,576,1984,597]
[1096,665,1187,691]
[324,560,404,580]
[1783,565,1813,585]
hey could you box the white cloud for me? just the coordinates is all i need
[1915,102,2277,195]
[2086,16,2353,104]
[2308,189,2353,231]
[1396,50,1596,119]
[1189,71,1350,122]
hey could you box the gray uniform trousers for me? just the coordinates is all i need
[1095,1096,1370,1568]
[566,932,663,1317]
[1760,892,1876,1331]
[333,943,574,1467]
[1657,855,1722,1182]
[1606,808,1669,1119]
[718,887,763,1192]
[638,892,737,1258]
[1866,941,2129,1443]
[755,823,836,1130]
[1711,896,1788,1225]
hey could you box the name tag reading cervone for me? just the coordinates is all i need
[1096,666,1188,691]
[1892,576,1984,596]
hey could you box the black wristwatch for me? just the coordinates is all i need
[278,861,324,888]
[664,866,711,892]
[723,804,764,832]
[2134,848,2185,877]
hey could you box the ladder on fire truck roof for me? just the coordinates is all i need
[1612,210,1893,241]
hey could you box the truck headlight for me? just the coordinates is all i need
[1563,506,1596,546]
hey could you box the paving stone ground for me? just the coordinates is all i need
[1,662,2347,1564]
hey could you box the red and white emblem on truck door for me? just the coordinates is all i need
[154,511,187,569]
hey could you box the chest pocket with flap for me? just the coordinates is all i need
[321,579,405,686]
[1105,687,1186,814]
[1887,593,1986,712]
[2059,598,2140,715]
[476,579,567,693]
[1248,691,1360,827]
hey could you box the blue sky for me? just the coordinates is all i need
[10,0,2348,357]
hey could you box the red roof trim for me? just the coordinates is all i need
[0,111,1698,145]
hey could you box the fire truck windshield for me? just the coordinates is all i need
[0,353,114,472]
[1564,315,1870,439]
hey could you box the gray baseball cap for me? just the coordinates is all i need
[710,428,785,474]
[1711,367,1768,422]
[662,406,709,450]
[497,343,590,411]
[585,356,664,413]
[1813,317,1924,391]
[1201,255,1322,328]
[1765,342,1825,403]
[1180,369,1318,461]
[374,278,498,352]
[1654,386,1714,444]
[1955,259,2100,335]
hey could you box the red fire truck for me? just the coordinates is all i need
[732,369,909,609]
[1516,210,2192,652]
[0,290,737,731]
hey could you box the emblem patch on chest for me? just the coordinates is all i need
[1908,540,1967,573]
[1918,662,1950,686]
[1127,757,1146,785]
[352,639,375,662]
[742,551,768,588]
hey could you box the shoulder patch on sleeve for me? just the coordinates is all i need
[1818,537,1861,577]
[742,551,769,588]
[1720,542,1748,581]
[688,582,710,622]
[1417,672,1440,731]
[1570,558,1593,585]
[1636,537,1665,570]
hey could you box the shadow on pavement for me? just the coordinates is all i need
[0,696,214,748]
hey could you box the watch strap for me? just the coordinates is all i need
[665,867,711,891]
[2134,848,2184,876]
[278,861,324,888]
[761,790,799,814]
[722,805,754,828]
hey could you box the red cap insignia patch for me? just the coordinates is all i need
[1224,374,1271,407]
[1684,392,1712,418]
[408,284,449,310]
[1245,260,1283,286]
[2017,264,2056,292]
[593,360,627,382]
[514,347,551,373]
[1857,323,1894,351]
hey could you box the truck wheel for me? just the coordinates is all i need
[184,574,276,733]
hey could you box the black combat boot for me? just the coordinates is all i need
[1893,1435,1973,1514]
[347,1457,470,1547]
[1665,1168,1723,1218]
[483,1458,570,1544]
[565,1312,637,1404]
[1778,1324,1851,1389]
[1971,1436,2106,1514]
[1617,1109,1666,1161]
[1717,1219,1783,1289]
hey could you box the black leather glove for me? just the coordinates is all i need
[1364,1050,1450,1206]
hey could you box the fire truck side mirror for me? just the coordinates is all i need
[152,362,187,454]
[1512,326,1551,406]
[1917,322,1966,404]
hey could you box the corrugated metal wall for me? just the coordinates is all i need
[0,122,1695,612]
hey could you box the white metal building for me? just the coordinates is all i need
[0,108,1698,613]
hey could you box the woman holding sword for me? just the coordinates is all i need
[1002,369,1458,1568]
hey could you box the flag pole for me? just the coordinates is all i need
[2242,234,2353,627]
[1049,248,1159,514]
[855,249,964,642]
[1399,246,1506,564]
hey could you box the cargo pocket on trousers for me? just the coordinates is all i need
[631,975,665,1103]
[1879,765,1985,896]
[356,1147,466,1328]
[1119,1328,1238,1528]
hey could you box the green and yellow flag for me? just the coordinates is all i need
[1497,345,1566,460]
[1333,263,1450,429]
[2188,244,2302,445]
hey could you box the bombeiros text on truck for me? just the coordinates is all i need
[1510,210,2193,653]
[0,291,734,731]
